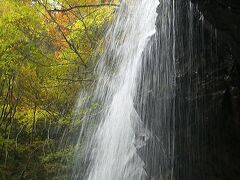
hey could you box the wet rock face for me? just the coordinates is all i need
[141,1,240,179]
[179,0,240,179]
[190,0,240,64]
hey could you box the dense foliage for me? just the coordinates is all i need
[0,0,116,179]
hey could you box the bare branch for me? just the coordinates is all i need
[48,3,119,12]
[39,2,88,67]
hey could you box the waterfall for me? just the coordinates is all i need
[139,0,176,179]
[65,0,221,179]
[70,0,160,179]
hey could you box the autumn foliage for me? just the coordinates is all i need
[0,0,117,179]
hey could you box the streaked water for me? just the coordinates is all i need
[65,0,221,179]
[71,0,160,179]
[138,0,176,178]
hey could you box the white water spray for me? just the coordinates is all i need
[71,0,159,179]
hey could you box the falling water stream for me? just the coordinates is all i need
[68,0,217,179]
[83,0,159,179]
[71,0,160,179]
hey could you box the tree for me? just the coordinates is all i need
[0,0,117,178]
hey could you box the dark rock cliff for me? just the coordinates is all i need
[191,0,240,64]
[142,0,240,179]
[177,0,240,179]
[138,1,240,179]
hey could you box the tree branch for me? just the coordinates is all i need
[42,4,88,68]
[48,3,119,12]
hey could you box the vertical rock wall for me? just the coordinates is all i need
[144,0,240,179]
[174,0,240,179]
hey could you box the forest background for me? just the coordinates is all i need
[0,0,117,179]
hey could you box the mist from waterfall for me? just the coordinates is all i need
[61,0,220,179]
[70,0,160,179]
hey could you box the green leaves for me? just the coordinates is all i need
[0,0,116,179]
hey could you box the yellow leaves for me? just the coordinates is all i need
[0,1,120,178]
[15,107,55,133]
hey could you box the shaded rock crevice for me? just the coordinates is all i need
[191,0,240,64]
